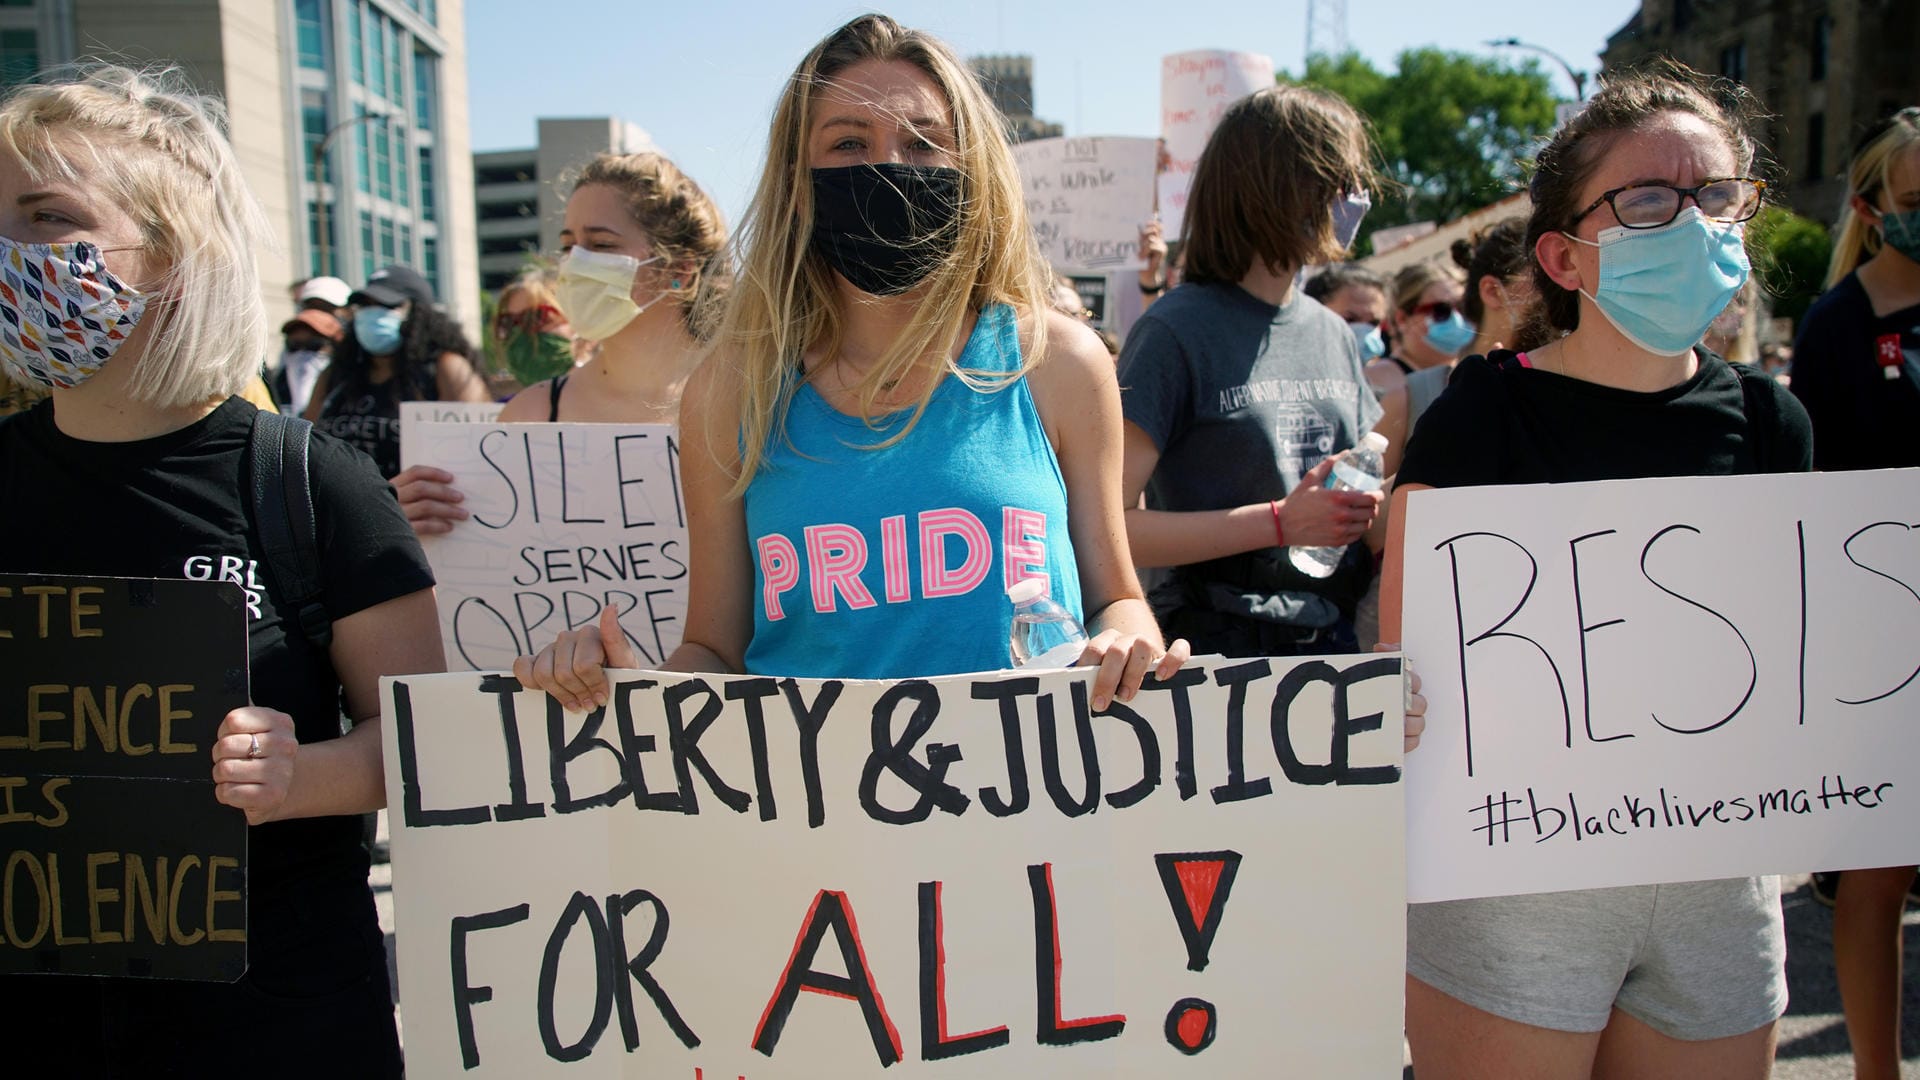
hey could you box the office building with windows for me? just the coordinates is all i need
[475,116,654,292]
[0,0,478,334]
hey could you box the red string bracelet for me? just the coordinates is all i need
[1269,499,1285,548]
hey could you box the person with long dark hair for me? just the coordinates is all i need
[303,263,487,478]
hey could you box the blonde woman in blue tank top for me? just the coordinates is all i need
[515,14,1189,706]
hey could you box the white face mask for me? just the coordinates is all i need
[554,246,663,341]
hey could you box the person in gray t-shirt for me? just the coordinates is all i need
[1119,84,1393,658]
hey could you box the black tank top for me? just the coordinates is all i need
[547,373,569,422]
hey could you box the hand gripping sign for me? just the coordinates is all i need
[380,656,1406,1077]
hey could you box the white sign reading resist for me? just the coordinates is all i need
[1401,469,1920,902]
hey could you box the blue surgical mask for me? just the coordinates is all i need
[1424,310,1477,356]
[1880,207,1920,263]
[1349,320,1386,360]
[1562,207,1750,357]
[1332,189,1371,251]
[353,305,405,355]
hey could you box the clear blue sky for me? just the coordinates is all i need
[465,0,1641,225]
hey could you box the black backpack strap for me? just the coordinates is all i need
[249,409,333,649]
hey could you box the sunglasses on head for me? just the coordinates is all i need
[492,303,564,341]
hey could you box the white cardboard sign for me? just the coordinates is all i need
[402,400,505,426]
[380,656,1405,1077]
[1012,136,1158,271]
[399,421,687,672]
[1157,50,1275,241]
[1400,469,1920,902]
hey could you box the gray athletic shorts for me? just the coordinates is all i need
[1406,876,1787,1040]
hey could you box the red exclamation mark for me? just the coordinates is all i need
[1153,851,1243,1054]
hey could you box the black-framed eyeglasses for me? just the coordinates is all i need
[1571,177,1767,230]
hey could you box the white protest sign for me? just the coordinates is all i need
[399,421,686,672]
[402,400,505,426]
[381,656,1405,1078]
[1158,50,1275,240]
[1401,469,1920,903]
[1012,136,1158,271]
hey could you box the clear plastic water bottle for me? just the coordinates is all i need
[1008,577,1089,668]
[1288,431,1389,579]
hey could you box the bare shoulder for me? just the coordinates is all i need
[1364,357,1409,396]
[1025,307,1118,403]
[497,380,554,422]
[679,346,745,462]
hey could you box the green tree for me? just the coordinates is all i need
[1747,205,1832,325]
[1287,49,1558,253]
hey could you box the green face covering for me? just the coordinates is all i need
[504,328,575,385]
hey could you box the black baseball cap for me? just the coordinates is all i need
[349,264,435,309]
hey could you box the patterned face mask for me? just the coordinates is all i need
[0,237,146,389]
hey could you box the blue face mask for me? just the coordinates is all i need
[1880,207,1920,263]
[353,305,405,355]
[1563,207,1750,356]
[1349,320,1386,360]
[1332,189,1371,251]
[1424,310,1477,356]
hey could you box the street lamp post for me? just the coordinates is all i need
[311,112,390,279]
[1486,37,1589,101]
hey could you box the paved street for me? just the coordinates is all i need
[369,814,1918,1076]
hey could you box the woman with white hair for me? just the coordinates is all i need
[0,65,439,1074]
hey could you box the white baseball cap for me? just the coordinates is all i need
[297,276,352,308]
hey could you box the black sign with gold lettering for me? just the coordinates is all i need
[1,574,249,981]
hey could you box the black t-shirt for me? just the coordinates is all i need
[0,396,433,884]
[1788,271,1920,471]
[1398,349,1813,490]
[0,397,432,1071]
[314,362,438,479]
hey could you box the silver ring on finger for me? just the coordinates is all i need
[247,733,263,759]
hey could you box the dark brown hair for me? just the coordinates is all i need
[1518,62,1762,348]
[569,151,731,336]
[1183,85,1379,285]
[1450,216,1530,324]
[1303,261,1385,303]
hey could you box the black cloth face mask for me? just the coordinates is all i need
[810,163,964,296]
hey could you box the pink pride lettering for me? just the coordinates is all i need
[805,523,878,614]
[758,534,800,621]
[919,509,992,598]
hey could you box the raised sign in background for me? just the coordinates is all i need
[1400,468,1920,902]
[400,421,688,673]
[1011,136,1157,272]
[381,656,1406,1077]
[1,574,250,981]
[1157,50,1275,240]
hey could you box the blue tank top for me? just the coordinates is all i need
[743,304,1083,679]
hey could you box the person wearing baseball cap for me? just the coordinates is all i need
[271,307,342,416]
[303,264,487,478]
[295,274,352,313]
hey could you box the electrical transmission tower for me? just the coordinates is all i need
[1305,0,1349,63]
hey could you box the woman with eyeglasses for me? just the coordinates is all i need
[1381,66,1807,1079]
[1365,261,1469,402]
[1789,104,1920,1080]
[489,262,582,391]
[391,151,729,537]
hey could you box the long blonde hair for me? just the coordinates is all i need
[1826,107,1920,288]
[0,64,271,408]
[717,13,1053,492]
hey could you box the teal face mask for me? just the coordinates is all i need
[1563,207,1750,357]
[1349,320,1386,360]
[1880,207,1920,263]
[353,305,405,355]
[1423,310,1477,356]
